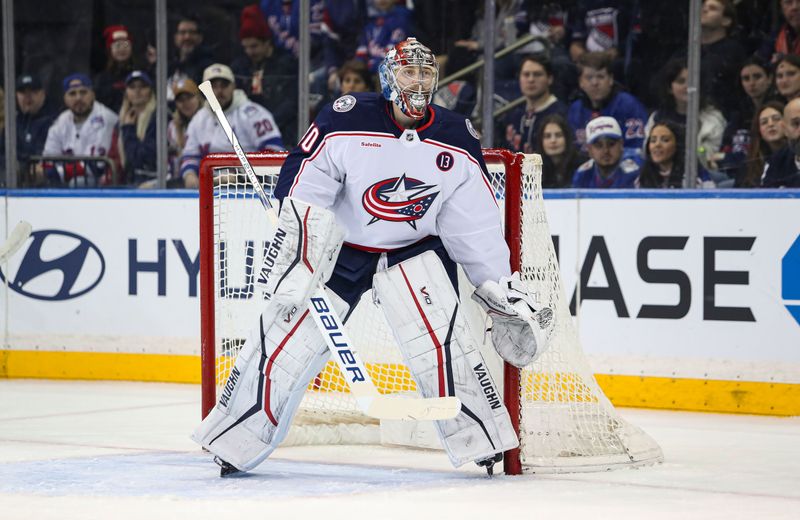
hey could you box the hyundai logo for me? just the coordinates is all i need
[0,229,105,301]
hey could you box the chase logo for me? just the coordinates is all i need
[0,229,105,301]
[783,235,800,326]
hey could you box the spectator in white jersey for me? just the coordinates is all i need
[179,63,284,188]
[42,73,118,186]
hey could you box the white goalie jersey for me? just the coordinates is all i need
[274,92,511,288]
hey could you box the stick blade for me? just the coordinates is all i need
[198,81,222,112]
[0,221,32,262]
[362,396,462,421]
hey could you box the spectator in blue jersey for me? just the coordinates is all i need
[569,1,636,62]
[568,0,639,87]
[14,75,57,180]
[232,4,298,146]
[514,1,576,101]
[638,121,715,189]
[761,97,800,187]
[572,116,641,188]
[498,54,568,154]
[568,51,647,158]
[355,0,413,73]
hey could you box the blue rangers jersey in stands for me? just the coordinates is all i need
[275,92,510,287]
[571,156,641,188]
[180,90,283,178]
[568,89,647,158]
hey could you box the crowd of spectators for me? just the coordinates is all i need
[5,0,800,189]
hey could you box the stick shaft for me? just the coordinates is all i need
[0,221,32,262]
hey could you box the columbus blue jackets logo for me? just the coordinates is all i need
[333,95,356,113]
[362,174,439,229]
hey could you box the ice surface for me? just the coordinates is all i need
[0,380,798,519]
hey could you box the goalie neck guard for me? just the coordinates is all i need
[379,37,439,120]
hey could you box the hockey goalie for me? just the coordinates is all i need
[192,37,554,476]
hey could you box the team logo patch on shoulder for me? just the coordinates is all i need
[333,95,357,113]
[577,159,594,172]
[466,119,480,140]
[620,158,640,174]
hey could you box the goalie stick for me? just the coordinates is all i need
[0,221,32,263]
[198,81,461,422]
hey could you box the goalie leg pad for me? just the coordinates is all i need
[191,294,347,472]
[372,251,519,467]
[258,196,345,308]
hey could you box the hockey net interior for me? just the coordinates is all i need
[199,150,663,474]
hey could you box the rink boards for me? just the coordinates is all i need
[1,189,798,415]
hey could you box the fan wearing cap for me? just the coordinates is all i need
[42,73,119,186]
[15,74,57,171]
[108,71,158,185]
[179,63,283,188]
[168,78,202,177]
[231,4,298,145]
[95,25,136,112]
[572,116,641,188]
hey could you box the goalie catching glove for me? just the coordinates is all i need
[472,272,554,368]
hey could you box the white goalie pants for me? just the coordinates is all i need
[373,251,519,467]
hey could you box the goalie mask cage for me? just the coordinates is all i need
[199,149,663,475]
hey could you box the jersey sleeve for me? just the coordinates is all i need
[243,103,284,151]
[42,117,63,157]
[437,139,511,287]
[273,106,343,209]
[179,116,203,178]
[621,95,648,154]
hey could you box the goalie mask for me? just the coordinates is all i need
[379,37,439,120]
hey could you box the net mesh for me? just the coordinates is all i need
[203,152,662,472]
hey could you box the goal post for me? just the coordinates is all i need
[198,149,663,475]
